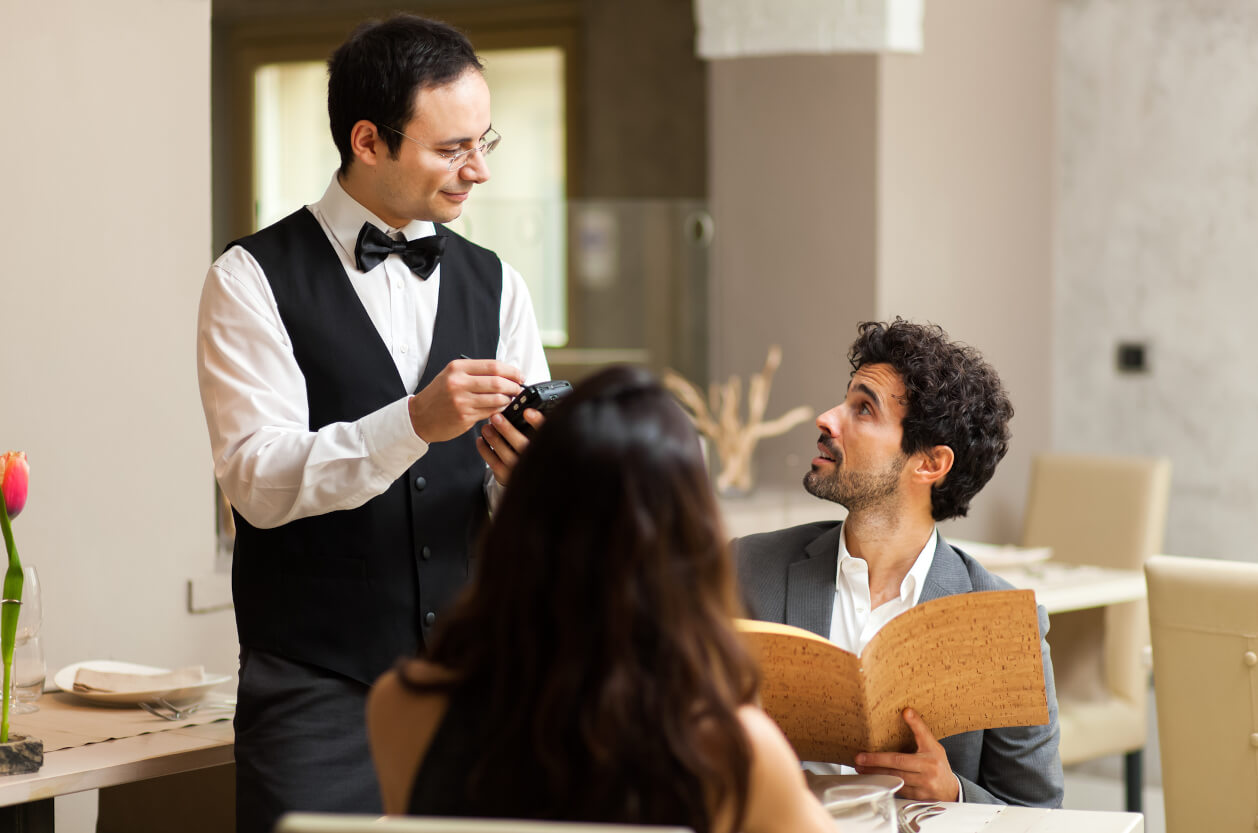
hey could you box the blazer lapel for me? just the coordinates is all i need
[786,523,844,637]
[919,532,976,602]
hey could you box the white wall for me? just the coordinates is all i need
[1056,0,1258,560]
[0,0,232,725]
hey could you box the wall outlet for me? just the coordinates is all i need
[1116,342,1149,374]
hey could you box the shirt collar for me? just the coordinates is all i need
[836,524,939,606]
[313,174,437,267]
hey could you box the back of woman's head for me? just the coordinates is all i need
[421,365,758,831]
[474,365,737,653]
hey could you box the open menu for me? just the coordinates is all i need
[737,589,1049,765]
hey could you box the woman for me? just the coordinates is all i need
[367,366,833,833]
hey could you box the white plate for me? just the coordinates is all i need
[53,660,232,707]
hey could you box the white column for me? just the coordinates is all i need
[694,0,924,58]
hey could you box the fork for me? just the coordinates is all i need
[138,698,202,721]
[898,802,945,833]
[895,805,946,833]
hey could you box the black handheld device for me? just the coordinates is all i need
[503,380,572,438]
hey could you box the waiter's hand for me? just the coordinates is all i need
[408,359,523,443]
[853,708,961,802]
[478,407,544,486]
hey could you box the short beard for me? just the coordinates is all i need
[804,453,906,513]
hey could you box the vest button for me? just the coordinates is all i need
[1246,651,1258,667]
[414,476,427,492]
[421,546,432,560]
[425,612,436,626]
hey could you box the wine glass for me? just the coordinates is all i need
[14,565,40,641]
[9,566,43,713]
[822,782,900,833]
[10,634,44,713]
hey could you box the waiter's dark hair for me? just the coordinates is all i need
[398,365,759,833]
[327,14,482,173]
[849,318,1014,521]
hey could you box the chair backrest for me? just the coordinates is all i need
[1020,453,1170,759]
[1020,453,1172,570]
[1147,554,1258,833]
[273,814,694,833]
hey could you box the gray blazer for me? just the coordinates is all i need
[734,521,1064,807]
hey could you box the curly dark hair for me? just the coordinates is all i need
[849,318,1014,521]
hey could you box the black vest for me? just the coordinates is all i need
[228,208,502,685]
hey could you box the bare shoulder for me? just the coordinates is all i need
[367,660,454,815]
[737,705,804,769]
[737,705,834,833]
[367,660,453,732]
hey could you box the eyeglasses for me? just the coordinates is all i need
[380,124,502,171]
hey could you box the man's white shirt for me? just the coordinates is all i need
[828,526,937,651]
[809,525,966,801]
[197,174,549,530]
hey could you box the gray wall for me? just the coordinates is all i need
[1056,0,1258,560]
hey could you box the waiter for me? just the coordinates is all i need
[195,14,548,833]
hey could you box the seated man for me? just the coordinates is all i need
[734,318,1063,807]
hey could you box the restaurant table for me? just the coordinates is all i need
[273,805,1145,833]
[981,561,1145,615]
[0,691,234,832]
[899,800,1144,832]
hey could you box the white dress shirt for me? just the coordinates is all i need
[829,526,938,651]
[197,174,549,530]
[816,525,964,799]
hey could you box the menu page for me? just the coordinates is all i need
[737,589,1048,765]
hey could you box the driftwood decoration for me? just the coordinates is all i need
[663,345,813,495]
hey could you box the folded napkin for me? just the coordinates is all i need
[73,665,205,694]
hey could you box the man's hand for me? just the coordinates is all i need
[477,408,544,486]
[853,708,960,802]
[407,359,523,444]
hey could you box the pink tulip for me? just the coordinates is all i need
[0,452,28,518]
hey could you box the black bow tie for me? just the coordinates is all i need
[354,223,446,278]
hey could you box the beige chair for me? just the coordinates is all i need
[274,815,693,833]
[1020,453,1172,812]
[1146,554,1258,833]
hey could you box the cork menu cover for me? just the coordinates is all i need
[737,589,1048,765]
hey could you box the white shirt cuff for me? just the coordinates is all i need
[362,396,428,466]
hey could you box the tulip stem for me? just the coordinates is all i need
[0,500,23,744]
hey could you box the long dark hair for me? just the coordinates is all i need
[400,365,759,832]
